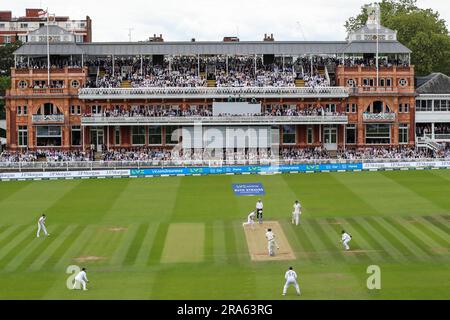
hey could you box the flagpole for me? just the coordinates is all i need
[46,8,50,86]
[376,7,379,89]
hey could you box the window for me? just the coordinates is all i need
[306,127,313,144]
[23,105,28,115]
[75,35,84,43]
[148,126,162,145]
[434,100,450,112]
[399,103,410,113]
[20,23,28,29]
[91,105,102,115]
[386,78,392,87]
[71,80,80,88]
[70,105,81,115]
[398,78,408,87]
[416,100,432,111]
[165,126,179,145]
[346,103,357,113]
[18,35,27,42]
[379,78,385,87]
[346,79,356,87]
[4,36,11,44]
[71,126,81,146]
[115,127,121,145]
[282,125,296,144]
[346,124,356,144]
[399,124,409,144]
[132,126,146,145]
[0,23,5,29]
[18,126,28,147]
[365,124,390,144]
[17,106,22,115]
[325,104,336,113]
[36,126,62,146]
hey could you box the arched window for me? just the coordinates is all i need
[373,101,383,114]
[36,103,62,115]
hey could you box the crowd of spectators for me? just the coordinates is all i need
[2,144,450,164]
[0,150,91,163]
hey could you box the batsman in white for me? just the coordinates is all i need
[265,228,279,256]
[292,200,302,226]
[73,268,89,291]
[282,266,301,296]
[341,230,352,250]
[36,214,50,238]
[243,211,256,229]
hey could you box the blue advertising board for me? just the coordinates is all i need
[130,163,363,177]
[232,183,265,196]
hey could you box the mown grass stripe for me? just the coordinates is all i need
[431,216,450,233]
[224,220,239,264]
[28,225,80,271]
[325,217,368,262]
[423,216,450,236]
[383,217,435,259]
[354,217,407,263]
[308,220,346,262]
[339,218,385,263]
[0,225,37,269]
[212,221,227,265]
[6,225,64,272]
[53,225,97,271]
[346,218,395,261]
[204,221,214,263]
[395,216,449,259]
[414,216,450,246]
[233,221,249,265]
[300,220,334,263]
[283,222,313,264]
[147,222,169,266]
[110,224,140,266]
[0,225,23,245]
[371,217,427,261]
[122,223,149,266]
[134,223,158,267]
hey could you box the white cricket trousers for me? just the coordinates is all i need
[283,279,300,295]
[37,223,48,237]
[73,280,87,290]
[268,240,275,256]
[293,213,300,225]
[343,239,351,250]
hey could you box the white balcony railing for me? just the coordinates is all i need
[78,86,350,100]
[362,113,396,122]
[81,115,349,126]
[32,114,65,123]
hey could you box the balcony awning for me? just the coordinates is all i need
[14,43,84,56]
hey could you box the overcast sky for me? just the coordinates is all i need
[6,0,450,42]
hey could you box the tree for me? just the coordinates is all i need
[0,41,22,77]
[0,77,9,120]
[345,0,450,76]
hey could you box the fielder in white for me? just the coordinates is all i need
[36,214,49,238]
[282,267,301,296]
[341,230,352,250]
[73,268,89,291]
[292,200,302,226]
[243,211,256,229]
[265,228,279,256]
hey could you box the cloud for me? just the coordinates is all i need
[8,0,450,42]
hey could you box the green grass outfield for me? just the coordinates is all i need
[0,170,449,300]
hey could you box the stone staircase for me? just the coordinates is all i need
[295,79,305,87]
[121,80,132,88]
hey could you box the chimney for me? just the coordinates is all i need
[0,11,12,21]
[223,36,239,42]
[149,34,164,42]
[264,33,274,41]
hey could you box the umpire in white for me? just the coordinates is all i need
[256,199,264,224]
[282,267,301,296]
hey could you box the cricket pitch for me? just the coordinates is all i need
[243,221,296,261]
